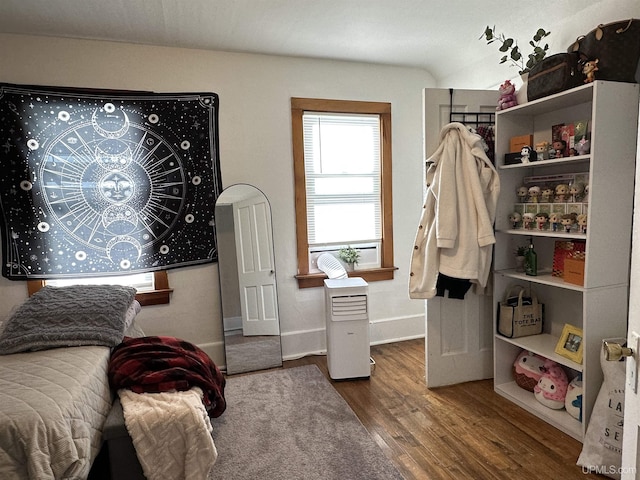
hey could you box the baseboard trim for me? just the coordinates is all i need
[281,314,424,361]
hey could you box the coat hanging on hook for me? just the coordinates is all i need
[409,122,500,299]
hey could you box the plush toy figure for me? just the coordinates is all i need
[513,350,546,392]
[496,80,518,110]
[565,374,583,421]
[534,359,569,409]
[583,59,599,83]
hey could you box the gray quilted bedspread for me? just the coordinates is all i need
[0,345,112,479]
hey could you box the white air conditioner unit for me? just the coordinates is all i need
[324,277,370,380]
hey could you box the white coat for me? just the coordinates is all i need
[409,123,500,299]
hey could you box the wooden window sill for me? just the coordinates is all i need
[295,267,397,288]
[26,271,172,306]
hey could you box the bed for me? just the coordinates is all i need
[0,285,141,479]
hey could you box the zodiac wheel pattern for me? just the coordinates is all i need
[0,85,222,279]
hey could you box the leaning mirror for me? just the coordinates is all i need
[215,184,282,375]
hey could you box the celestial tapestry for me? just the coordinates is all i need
[0,83,222,280]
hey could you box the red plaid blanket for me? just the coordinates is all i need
[108,336,226,418]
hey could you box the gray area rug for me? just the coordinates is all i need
[209,365,403,479]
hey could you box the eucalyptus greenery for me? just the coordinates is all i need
[338,246,360,265]
[480,26,551,74]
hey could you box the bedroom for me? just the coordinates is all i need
[0,0,639,478]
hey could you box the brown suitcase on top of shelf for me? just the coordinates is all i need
[527,52,585,101]
[568,18,640,84]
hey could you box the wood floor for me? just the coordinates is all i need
[282,338,599,480]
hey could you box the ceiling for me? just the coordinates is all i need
[0,0,622,82]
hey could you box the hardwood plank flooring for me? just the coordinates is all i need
[282,338,598,480]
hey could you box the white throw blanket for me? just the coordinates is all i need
[118,387,218,480]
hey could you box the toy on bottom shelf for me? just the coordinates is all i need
[534,359,569,409]
[565,374,583,421]
[513,350,546,392]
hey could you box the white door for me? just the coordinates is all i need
[621,108,640,479]
[234,194,279,336]
[423,87,499,387]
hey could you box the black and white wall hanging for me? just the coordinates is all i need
[0,83,222,280]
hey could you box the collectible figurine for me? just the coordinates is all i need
[569,182,584,203]
[549,212,561,232]
[561,212,577,233]
[520,145,534,163]
[496,80,518,110]
[575,137,590,155]
[528,185,541,203]
[541,186,554,203]
[577,213,587,234]
[535,142,549,161]
[555,183,570,202]
[582,183,589,203]
[583,59,599,83]
[552,139,566,158]
[535,212,549,230]
[523,212,535,230]
[509,212,522,229]
[517,186,528,203]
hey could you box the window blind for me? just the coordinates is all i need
[302,112,381,247]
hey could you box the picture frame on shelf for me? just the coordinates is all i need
[555,324,584,364]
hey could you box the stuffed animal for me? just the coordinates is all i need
[583,59,599,83]
[513,350,546,392]
[534,359,569,409]
[565,374,583,421]
[496,80,518,110]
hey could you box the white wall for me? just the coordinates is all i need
[0,34,433,365]
[440,0,640,89]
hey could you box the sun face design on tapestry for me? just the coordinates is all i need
[0,84,222,280]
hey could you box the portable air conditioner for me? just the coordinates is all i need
[324,277,370,380]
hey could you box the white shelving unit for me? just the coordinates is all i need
[493,81,639,441]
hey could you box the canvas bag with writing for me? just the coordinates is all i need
[498,285,543,338]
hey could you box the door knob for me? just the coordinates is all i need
[603,341,634,361]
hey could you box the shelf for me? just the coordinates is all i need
[499,155,590,170]
[495,269,584,292]
[495,381,582,441]
[495,82,594,117]
[497,229,586,240]
[495,333,583,372]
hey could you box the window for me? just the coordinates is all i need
[291,98,395,288]
[27,270,172,306]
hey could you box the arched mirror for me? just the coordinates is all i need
[215,184,282,375]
